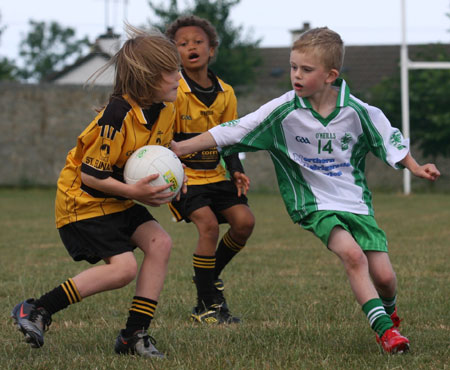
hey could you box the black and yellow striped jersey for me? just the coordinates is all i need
[174,70,238,185]
[55,95,176,228]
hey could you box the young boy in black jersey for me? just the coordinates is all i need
[165,16,255,324]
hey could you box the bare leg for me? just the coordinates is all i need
[220,204,255,245]
[328,227,379,305]
[366,251,397,298]
[72,252,138,298]
[189,206,220,256]
[131,220,172,301]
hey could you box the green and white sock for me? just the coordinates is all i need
[380,295,396,315]
[362,298,393,337]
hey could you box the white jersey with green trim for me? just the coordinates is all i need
[209,79,409,223]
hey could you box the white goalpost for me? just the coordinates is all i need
[400,0,450,194]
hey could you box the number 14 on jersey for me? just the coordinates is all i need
[318,139,333,154]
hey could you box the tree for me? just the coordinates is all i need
[148,0,262,87]
[369,45,450,159]
[17,20,91,82]
[0,57,17,81]
[0,12,18,81]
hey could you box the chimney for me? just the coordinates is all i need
[290,22,311,43]
[96,27,121,56]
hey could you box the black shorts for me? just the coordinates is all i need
[169,181,249,224]
[58,204,156,264]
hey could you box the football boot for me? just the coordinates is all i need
[114,329,164,359]
[11,298,52,348]
[377,327,410,354]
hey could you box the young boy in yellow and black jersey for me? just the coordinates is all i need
[55,99,175,226]
[166,15,255,324]
[11,26,183,358]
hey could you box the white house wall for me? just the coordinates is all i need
[54,56,114,86]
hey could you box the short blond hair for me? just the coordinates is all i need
[292,27,344,72]
[90,24,180,108]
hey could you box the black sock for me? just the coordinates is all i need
[193,254,216,307]
[34,278,82,316]
[215,231,245,279]
[123,296,158,337]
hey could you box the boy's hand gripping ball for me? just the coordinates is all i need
[124,145,184,200]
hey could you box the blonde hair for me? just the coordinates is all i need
[292,27,344,72]
[89,24,180,108]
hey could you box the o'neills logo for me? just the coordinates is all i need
[200,110,213,116]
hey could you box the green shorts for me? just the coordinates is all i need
[300,211,388,252]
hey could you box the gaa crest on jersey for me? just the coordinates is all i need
[221,119,239,127]
[340,133,352,150]
[100,139,111,161]
[389,130,406,150]
[295,136,311,144]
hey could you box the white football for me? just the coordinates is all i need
[124,145,184,200]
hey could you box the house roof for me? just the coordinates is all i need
[44,51,111,83]
[253,43,450,93]
[45,27,120,84]
[47,34,449,90]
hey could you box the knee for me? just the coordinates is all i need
[198,219,220,239]
[114,259,138,288]
[374,270,397,291]
[242,214,255,236]
[157,233,173,261]
[342,248,368,270]
[235,215,255,238]
[142,233,172,263]
[230,212,255,240]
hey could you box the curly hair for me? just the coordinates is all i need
[165,15,219,49]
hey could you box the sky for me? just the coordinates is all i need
[1,0,449,62]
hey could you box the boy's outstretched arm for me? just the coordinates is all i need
[170,132,217,157]
[399,153,441,181]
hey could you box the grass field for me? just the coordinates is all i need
[0,188,449,370]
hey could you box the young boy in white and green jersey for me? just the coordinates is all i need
[171,27,441,354]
